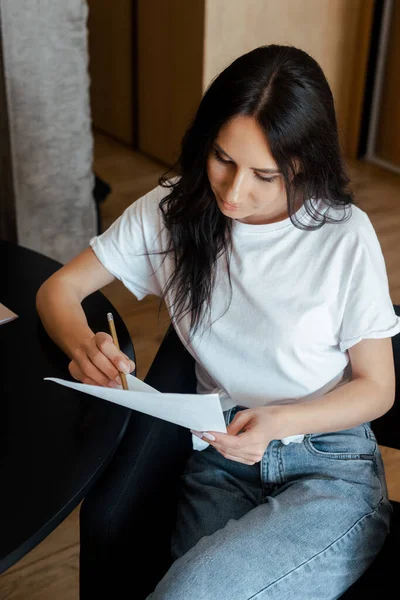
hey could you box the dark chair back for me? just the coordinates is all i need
[368,304,400,447]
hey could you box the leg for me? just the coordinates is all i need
[171,444,263,558]
[147,426,392,600]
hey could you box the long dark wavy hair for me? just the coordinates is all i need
[152,44,354,342]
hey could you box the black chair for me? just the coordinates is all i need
[93,175,112,235]
[79,306,400,600]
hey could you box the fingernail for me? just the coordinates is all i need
[116,375,122,385]
[125,357,135,370]
[202,432,216,441]
[190,430,203,439]
[119,362,130,374]
[108,381,119,388]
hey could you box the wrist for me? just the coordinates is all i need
[62,327,95,360]
[265,404,300,440]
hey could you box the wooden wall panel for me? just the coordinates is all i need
[203,0,374,159]
[87,0,134,145]
[375,1,400,167]
[136,0,373,164]
[137,0,205,166]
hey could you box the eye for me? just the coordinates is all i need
[254,173,277,184]
[212,148,232,164]
[212,148,277,183]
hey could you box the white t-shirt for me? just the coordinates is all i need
[90,182,400,414]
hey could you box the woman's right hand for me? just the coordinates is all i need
[68,331,135,387]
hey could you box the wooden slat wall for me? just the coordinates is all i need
[136,0,205,166]
[375,1,400,167]
[136,1,374,164]
[203,0,374,160]
[87,0,134,146]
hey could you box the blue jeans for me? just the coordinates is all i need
[147,407,392,599]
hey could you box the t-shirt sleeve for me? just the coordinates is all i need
[338,212,400,352]
[89,187,166,300]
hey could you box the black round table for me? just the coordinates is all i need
[0,240,133,573]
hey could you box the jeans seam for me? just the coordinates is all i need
[247,500,386,600]
[361,424,385,498]
[277,445,285,485]
[371,447,385,500]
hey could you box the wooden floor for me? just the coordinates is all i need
[2,131,400,598]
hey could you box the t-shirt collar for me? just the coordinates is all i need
[232,202,310,234]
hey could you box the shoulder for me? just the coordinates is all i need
[341,204,381,253]
[325,203,387,284]
[321,202,380,248]
[304,201,385,274]
[134,176,179,212]
[123,176,180,227]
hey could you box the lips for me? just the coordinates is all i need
[222,200,240,210]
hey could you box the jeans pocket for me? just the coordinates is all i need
[304,425,377,461]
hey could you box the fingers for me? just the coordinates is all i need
[95,332,135,374]
[69,359,113,387]
[210,429,253,451]
[227,411,251,436]
[205,428,263,464]
[209,438,258,464]
[222,454,257,465]
[88,343,120,382]
[214,444,259,464]
[191,431,258,464]
[69,331,135,386]
[196,408,270,465]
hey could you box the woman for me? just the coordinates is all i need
[37,45,400,599]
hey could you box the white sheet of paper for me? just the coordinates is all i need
[45,374,227,434]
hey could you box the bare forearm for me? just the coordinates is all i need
[36,279,94,359]
[278,378,395,438]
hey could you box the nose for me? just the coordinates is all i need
[223,170,249,206]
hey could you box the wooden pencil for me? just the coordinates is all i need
[107,312,129,390]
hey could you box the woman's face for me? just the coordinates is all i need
[206,115,290,225]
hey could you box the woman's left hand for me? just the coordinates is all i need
[192,406,284,465]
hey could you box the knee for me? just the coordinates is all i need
[148,545,219,600]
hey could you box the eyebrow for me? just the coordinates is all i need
[214,142,280,174]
